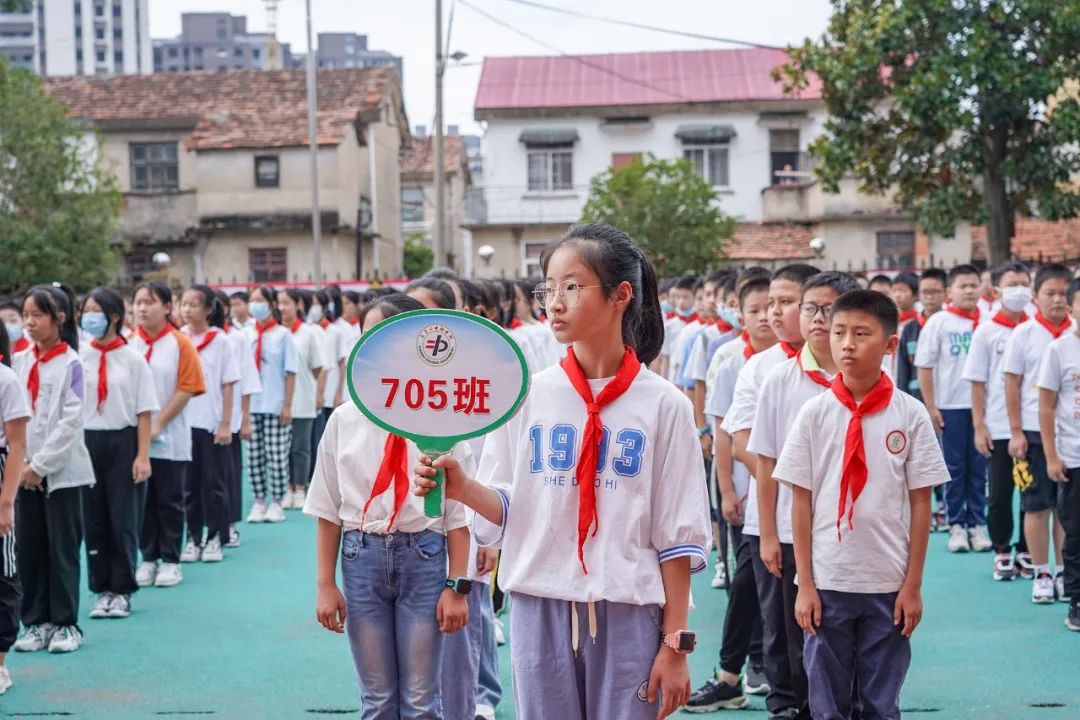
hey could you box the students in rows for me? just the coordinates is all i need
[229,291,255,331]
[307,293,471,717]
[179,286,239,563]
[0,323,30,693]
[278,289,326,511]
[340,290,363,346]
[245,286,298,524]
[12,285,93,654]
[415,223,711,720]
[896,268,947,402]
[79,288,157,620]
[405,277,456,311]
[658,275,698,379]
[678,272,730,461]
[1003,263,1075,602]
[962,261,1033,580]
[312,288,346,458]
[1036,276,1080,631]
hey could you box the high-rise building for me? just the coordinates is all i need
[153,12,293,73]
[0,0,151,76]
[292,32,402,81]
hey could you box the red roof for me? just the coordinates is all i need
[971,217,1080,263]
[475,48,820,114]
[399,135,467,178]
[723,222,816,261]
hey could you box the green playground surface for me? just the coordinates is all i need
[5,508,1079,719]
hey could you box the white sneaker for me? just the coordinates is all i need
[246,500,267,523]
[494,616,506,646]
[154,562,183,588]
[947,524,971,553]
[226,525,241,548]
[475,703,496,720]
[279,491,294,510]
[180,539,202,563]
[992,552,1015,581]
[107,594,131,618]
[1055,572,1069,603]
[1032,572,1056,604]
[968,525,992,553]
[135,561,158,587]
[264,501,286,523]
[201,536,224,563]
[710,561,727,589]
[292,488,307,510]
[89,593,114,619]
[13,624,55,652]
[47,626,82,654]
[0,664,11,695]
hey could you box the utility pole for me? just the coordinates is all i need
[433,0,445,270]
[305,0,322,288]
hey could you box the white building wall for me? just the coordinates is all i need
[31,0,149,76]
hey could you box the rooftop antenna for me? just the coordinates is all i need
[263,0,281,69]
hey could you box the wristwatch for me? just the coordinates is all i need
[659,629,697,654]
[445,577,473,595]
[698,425,712,438]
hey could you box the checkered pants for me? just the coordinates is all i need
[250,413,293,502]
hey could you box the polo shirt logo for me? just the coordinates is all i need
[886,430,907,455]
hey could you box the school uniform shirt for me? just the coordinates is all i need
[225,326,262,433]
[773,387,949,593]
[289,322,327,419]
[183,328,241,433]
[667,318,701,382]
[747,344,835,545]
[705,342,755,520]
[303,403,472,534]
[661,315,694,362]
[0,363,31,448]
[510,324,543,376]
[673,322,708,388]
[471,364,712,606]
[80,342,159,430]
[684,323,729,384]
[978,297,1001,317]
[320,319,352,409]
[1036,333,1080,469]
[13,345,94,492]
[913,309,978,410]
[246,324,300,415]
[130,328,207,462]
[961,317,1021,441]
[895,318,923,400]
[1002,316,1078,432]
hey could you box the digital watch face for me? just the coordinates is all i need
[678,632,697,652]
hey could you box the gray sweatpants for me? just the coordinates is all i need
[439,580,487,720]
[508,592,662,720]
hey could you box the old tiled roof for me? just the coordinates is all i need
[45,67,397,150]
[722,222,816,261]
[971,217,1080,263]
[475,48,821,113]
[399,135,466,178]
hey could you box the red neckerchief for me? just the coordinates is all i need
[347,316,359,327]
[916,311,929,328]
[223,319,230,333]
[91,337,125,413]
[741,331,756,359]
[509,318,523,330]
[12,336,29,354]
[665,311,675,320]
[716,318,733,334]
[673,313,699,324]
[289,318,303,334]
[319,318,330,329]
[137,324,171,362]
[779,341,799,359]
[27,342,69,410]
[539,313,547,323]
[255,318,278,371]
[190,329,218,352]
[1033,310,1071,340]
[898,309,917,324]
[559,345,641,574]
[945,305,980,329]
[991,310,1027,329]
[830,372,894,540]
[796,346,832,388]
[360,433,411,532]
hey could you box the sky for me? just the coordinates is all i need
[150,0,834,136]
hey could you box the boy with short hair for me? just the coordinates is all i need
[963,261,1033,580]
[896,268,947,402]
[869,274,893,294]
[915,264,988,553]
[890,273,920,334]
[1003,263,1076,603]
[1037,277,1080,630]
[777,290,949,719]
[659,275,700,379]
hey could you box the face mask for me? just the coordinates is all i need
[1000,285,1033,312]
[675,305,695,318]
[306,305,324,324]
[659,300,673,316]
[5,323,21,343]
[327,301,336,316]
[80,312,109,339]
[717,305,742,330]
[249,302,271,321]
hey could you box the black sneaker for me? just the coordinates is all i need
[745,663,770,695]
[1066,603,1080,632]
[684,675,749,713]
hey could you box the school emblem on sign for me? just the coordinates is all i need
[416,324,457,367]
[886,430,907,455]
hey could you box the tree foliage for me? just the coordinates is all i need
[0,0,31,12]
[403,232,434,278]
[0,60,122,292]
[777,0,1080,264]
[580,156,735,276]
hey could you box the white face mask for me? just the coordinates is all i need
[306,305,324,324]
[1000,285,1032,312]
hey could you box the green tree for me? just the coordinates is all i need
[777,0,1080,265]
[0,1,31,11]
[403,232,434,278]
[580,156,735,276]
[0,60,122,292]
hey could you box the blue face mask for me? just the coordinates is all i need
[249,301,271,321]
[717,305,742,330]
[327,301,336,316]
[306,305,324,324]
[80,312,109,339]
[659,300,673,316]
[5,323,21,343]
[675,305,695,318]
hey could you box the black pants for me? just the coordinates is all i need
[139,459,187,564]
[310,407,332,479]
[187,429,230,545]
[1059,467,1080,602]
[16,483,83,628]
[227,433,243,523]
[749,535,798,716]
[84,428,140,595]
[779,543,809,719]
[289,417,314,489]
[988,438,1027,553]
[0,450,20,651]
[719,525,764,676]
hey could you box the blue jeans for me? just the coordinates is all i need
[940,408,987,527]
[476,583,503,710]
[341,529,447,720]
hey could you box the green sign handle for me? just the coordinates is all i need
[424,463,445,519]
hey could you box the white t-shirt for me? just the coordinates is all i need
[685,324,727,384]
[978,297,1001,317]
[288,322,327,419]
[225,326,261,433]
[80,343,159,431]
[705,342,753,516]
[1036,333,1080,468]
[667,318,701,382]
[747,345,835,545]
[0,363,31,448]
[661,315,694,360]
[183,328,241,433]
[472,364,712,606]
[246,324,300,415]
[913,309,978,410]
[961,317,1020,440]
[774,386,949,593]
[303,403,471,534]
[129,328,207,461]
[320,320,351,409]
[1002,316,1078,432]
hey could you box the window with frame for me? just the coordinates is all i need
[876,231,916,270]
[769,129,801,184]
[250,248,287,283]
[254,156,279,188]
[526,145,573,192]
[683,145,730,187]
[401,187,425,223]
[611,152,642,170]
[125,252,153,284]
[130,142,179,192]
